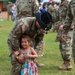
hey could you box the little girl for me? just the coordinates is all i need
[14,34,38,75]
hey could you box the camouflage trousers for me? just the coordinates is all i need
[52,22,59,32]
[7,39,43,75]
[59,30,73,61]
[72,29,75,61]
[35,40,44,54]
[7,40,21,75]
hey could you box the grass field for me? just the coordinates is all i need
[0,19,75,75]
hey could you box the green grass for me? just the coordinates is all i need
[0,19,75,75]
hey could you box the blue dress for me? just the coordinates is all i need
[20,51,38,75]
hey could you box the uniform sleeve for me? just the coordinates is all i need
[53,8,59,22]
[10,21,27,51]
[47,5,59,23]
[15,0,19,15]
[34,0,39,7]
[63,3,73,31]
[34,31,44,53]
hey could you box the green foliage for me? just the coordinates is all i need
[9,0,16,3]
[0,19,75,75]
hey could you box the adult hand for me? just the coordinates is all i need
[14,51,25,64]
[59,25,64,31]
[14,51,19,56]
[44,30,49,34]
[17,54,25,64]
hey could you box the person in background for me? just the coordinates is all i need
[7,2,13,21]
[47,1,56,32]
[11,3,17,22]
[59,0,75,70]
[0,9,3,21]
[52,0,73,70]
[54,3,59,11]
[15,0,39,17]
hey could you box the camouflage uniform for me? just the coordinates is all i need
[33,3,39,16]
[47,2,57,32]
[7,0,43,75]
[71,0,75,64]
[15,0,39,17]
[15,0,43,54]
[7,2,13,20]
[7,17,44,75]
[63,0,75,64]
[53,0,73,70]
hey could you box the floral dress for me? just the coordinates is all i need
[20,51,38,75]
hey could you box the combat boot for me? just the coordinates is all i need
[58,60,73,70]
[34,60,44,67]
[36,62,44,67]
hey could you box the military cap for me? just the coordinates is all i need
[35,12,52,30]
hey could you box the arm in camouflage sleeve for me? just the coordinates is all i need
[35,34,44,54]
[15,0,19,15]
[34,0,39,7]
[47,5,59,23]
[9,20,27,51]
[34,31,44,54]
[63,3,73,31]
[52,9,59,23]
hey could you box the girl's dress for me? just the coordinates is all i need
[20,50,38,75]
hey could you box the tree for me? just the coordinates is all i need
[9,0,16,3]
[38,0,43,3]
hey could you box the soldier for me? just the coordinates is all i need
[15,0,46,59]
[7,12,52,75]
[47,1,55,20]
[15,0,39,17]
[52,0,73,70]
[7,1,13,21]
[70,0,75,65]
[47,1,56,32]
[59,0,75,70]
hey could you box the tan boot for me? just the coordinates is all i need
[36,62,44,67]
[67,65,73,70]
[58,60,72,70]
[34,60,44,67]
[58,64,67,70]
[37,63,44,67]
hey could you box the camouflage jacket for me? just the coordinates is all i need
[7,17,44,51]
[15,0,39,17]
[47,5,56,18]
[53,0,69,26]
[63,0,75,31]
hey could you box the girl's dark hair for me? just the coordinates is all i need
[19,34,32,49]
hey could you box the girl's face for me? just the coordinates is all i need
[21,38,30,49]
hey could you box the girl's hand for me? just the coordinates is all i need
[24,55,30,59]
